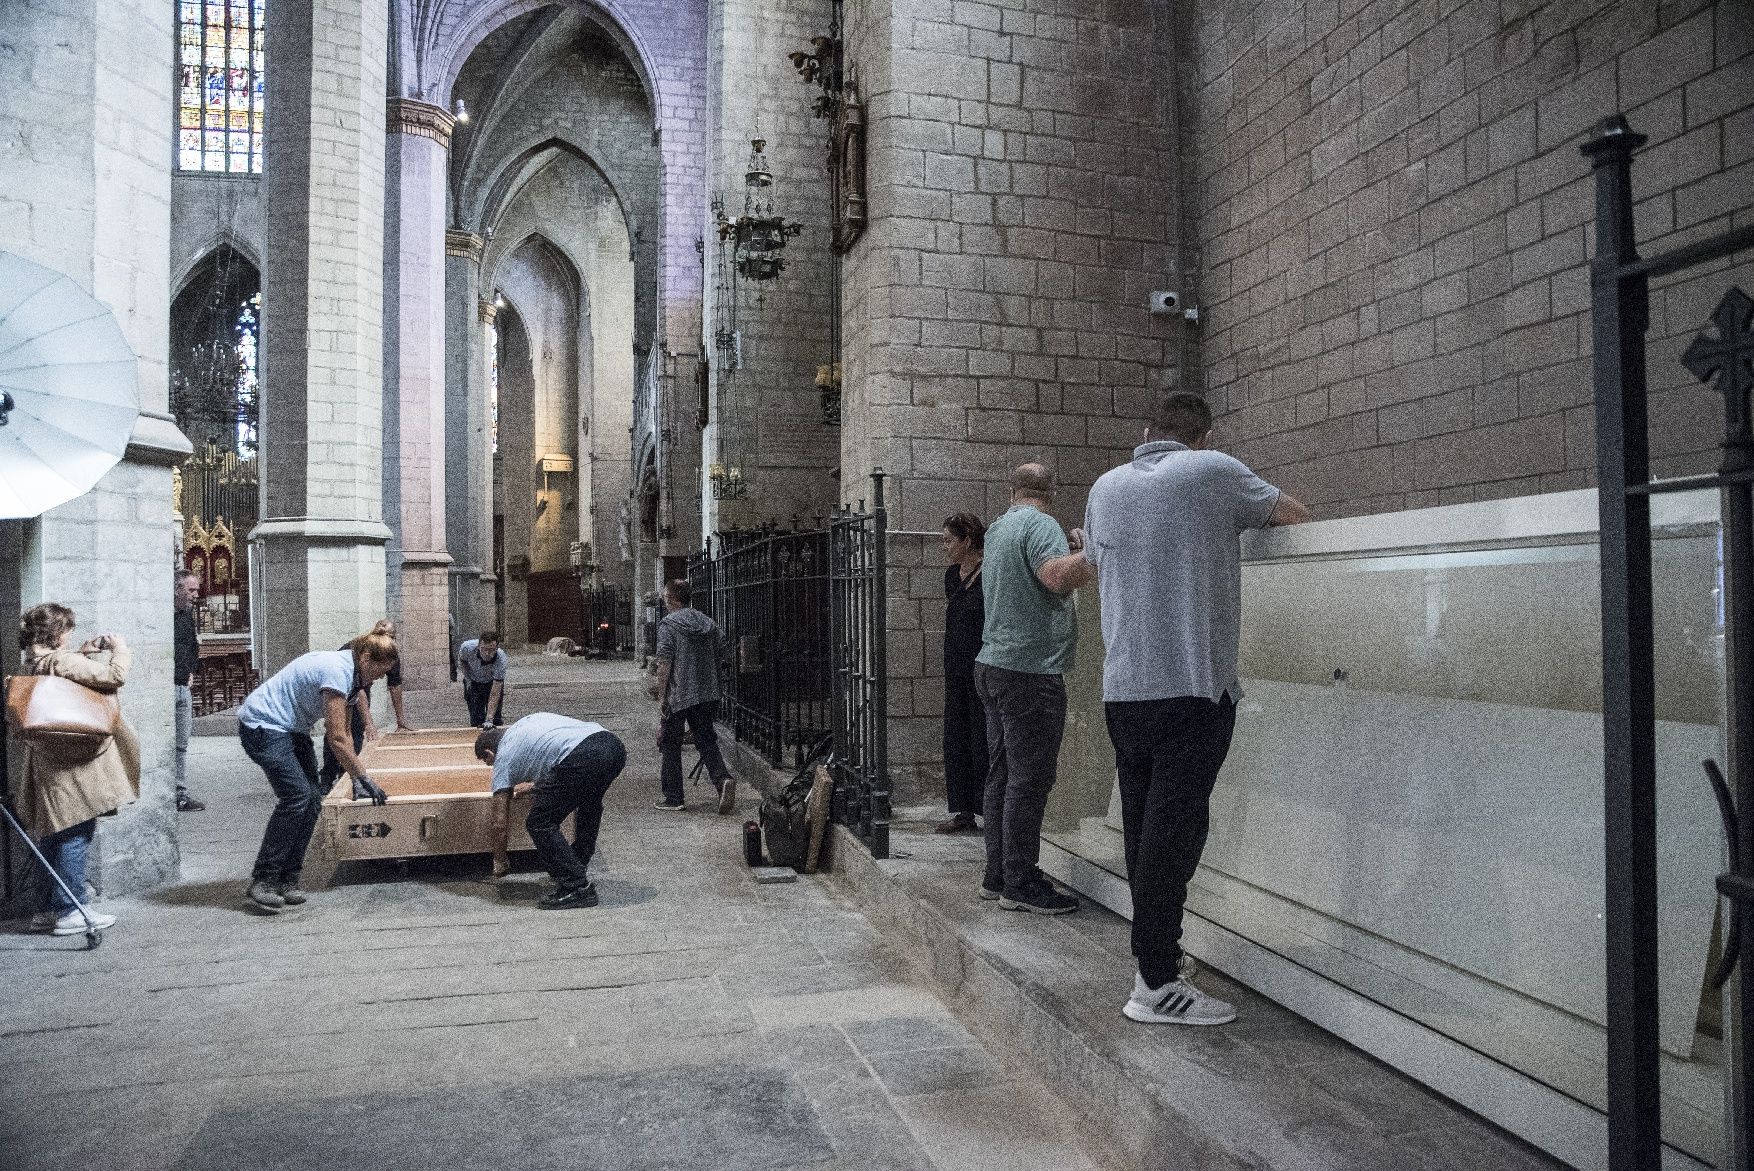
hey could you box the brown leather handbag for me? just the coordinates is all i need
[4,674,120,755]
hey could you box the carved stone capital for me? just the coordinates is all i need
[386,98,455,148]
[478,297,498,324]
[446,230,485,263]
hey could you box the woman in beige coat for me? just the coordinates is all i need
[17,602,139,935]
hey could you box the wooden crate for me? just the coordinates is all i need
[303,727,568,887]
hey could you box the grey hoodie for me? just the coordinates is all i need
[657,607,723,711]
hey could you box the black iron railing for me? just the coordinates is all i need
[690,525,832,769]
[689,472,891,857]
[829,472,889,859]
[1584,113,1754,1170]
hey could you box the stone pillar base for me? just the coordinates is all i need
[396,554,452,690]
[250,517,393,677]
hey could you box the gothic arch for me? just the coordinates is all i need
[431,0,662,118]
[172,233,262,299]
[471,137,638,246]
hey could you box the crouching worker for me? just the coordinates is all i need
[476,714,626,910]
[237,634,398,913]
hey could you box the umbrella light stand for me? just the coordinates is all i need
[0,715,102,949]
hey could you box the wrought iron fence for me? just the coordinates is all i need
[829,472,889,859]
[1583,114,1754,1169]
[690,525,832,769]
[689,473,890,857]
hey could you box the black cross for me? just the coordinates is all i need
[1683,286,1754,470]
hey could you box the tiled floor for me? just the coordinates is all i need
[0,659,1113,1171]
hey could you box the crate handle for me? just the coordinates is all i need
[420,815,436,842]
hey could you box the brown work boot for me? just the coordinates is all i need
[935,812,978,834]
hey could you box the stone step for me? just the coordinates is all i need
[823,816,1564,1171]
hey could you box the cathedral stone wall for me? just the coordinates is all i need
[170,175,266,295]
[705,0,842,535]
[1186,0,1754,517]
[838,0,1185,797]
[1,0,186,910]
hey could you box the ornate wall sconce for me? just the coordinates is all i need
[709,463,748,500]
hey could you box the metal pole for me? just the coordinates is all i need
[870,469,889,859]
[1582,114,1660,1171]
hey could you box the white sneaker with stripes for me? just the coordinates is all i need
[1123,971,1236,1026]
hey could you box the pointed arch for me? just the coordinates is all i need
[434,0,662,117]
[469,137,638,246]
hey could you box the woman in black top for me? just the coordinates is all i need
[939,513,988,833]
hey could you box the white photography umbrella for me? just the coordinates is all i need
[0,250,141,519]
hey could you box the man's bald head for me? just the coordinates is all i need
[1010,462,1055,504]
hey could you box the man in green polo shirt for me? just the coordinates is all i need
[974,462,1096,915]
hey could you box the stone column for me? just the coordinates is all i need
[254,0,393,673]
[382,98,454,690]
[444,230,497,644]
[0,0,191,909]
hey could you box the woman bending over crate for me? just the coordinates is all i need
[236,633,398,913]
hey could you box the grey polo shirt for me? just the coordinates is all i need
[457,640,507,685]
[1083,440,1280,703]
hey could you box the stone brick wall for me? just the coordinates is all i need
[0,0,185,909]
[1188,0,1754,516]
[835,0,1186,800]
[840,0,1186,535]
[705,0,842,534]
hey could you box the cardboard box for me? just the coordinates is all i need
[303,728,568,887]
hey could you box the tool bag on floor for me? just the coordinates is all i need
[760,734,832,870]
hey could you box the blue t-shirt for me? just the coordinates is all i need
[490,713,607,792]
[238,650,355,734]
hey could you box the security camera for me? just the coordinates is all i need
[1150,290,1180,314]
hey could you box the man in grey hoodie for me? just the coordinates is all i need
[653,579,735,812]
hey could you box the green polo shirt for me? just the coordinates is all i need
[975,504,1077,676]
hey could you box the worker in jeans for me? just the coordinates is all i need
[476,715,627,910]
[651,579,734,813]
[974,463,1095,915]
[458,630,507,728]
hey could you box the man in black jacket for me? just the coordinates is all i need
[172,570,206,812]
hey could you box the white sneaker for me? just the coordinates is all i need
[50,908,116,936]
[1123,971,1236,1026]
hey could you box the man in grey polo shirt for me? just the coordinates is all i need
[1084,392,1310,1026]
[458,630,507,728]
[975,463,1096,915]
[477,714,627,910]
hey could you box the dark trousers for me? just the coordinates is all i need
[1106,695,1237,988]
[942,673,988,816]
[242,724,324,885]
[464,681,504,726]
[973,663,1067,894]
[527,732,627,889]
[319,701,366,784]
[658,700,730,803]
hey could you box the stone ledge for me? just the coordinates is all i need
[820,811,1563,1171]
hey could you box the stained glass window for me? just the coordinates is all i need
[489,319,500,455]
[234,293,260,454]
[177,0,265,173]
